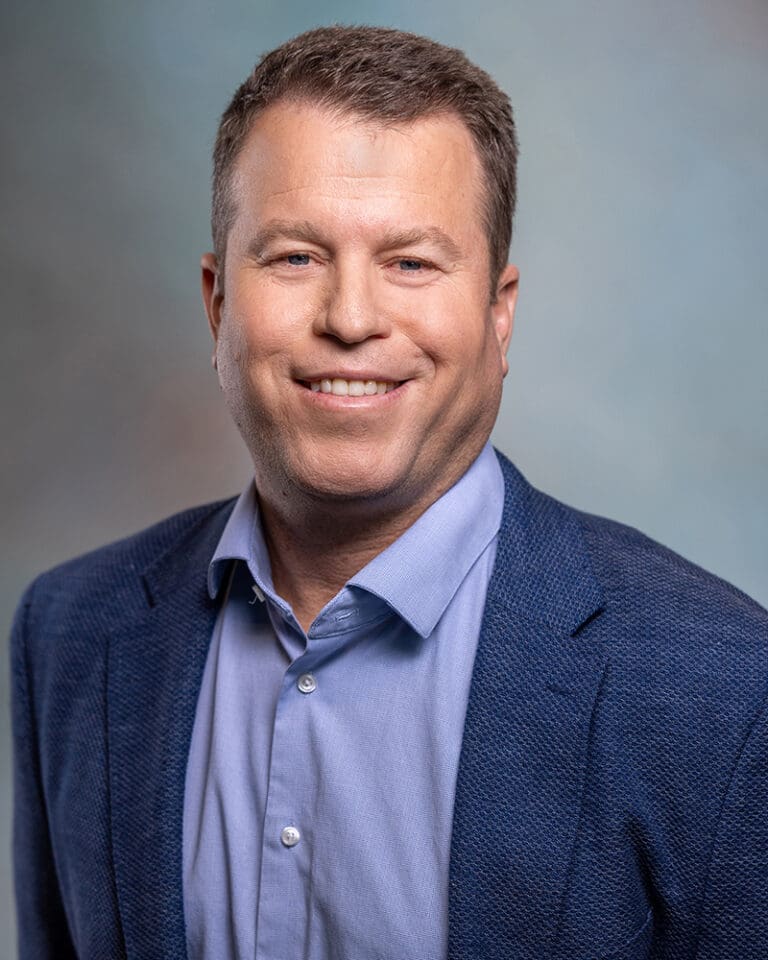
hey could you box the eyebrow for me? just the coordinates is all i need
[245,220,464,264]
[245,221,325,260]
[377,227,464,264]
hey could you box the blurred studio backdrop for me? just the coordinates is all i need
[1,0,766,950]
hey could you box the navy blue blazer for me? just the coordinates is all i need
[11,452,768,959]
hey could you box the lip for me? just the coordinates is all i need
[294,371,408,384]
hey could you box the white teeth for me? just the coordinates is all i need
[308,377,399,395]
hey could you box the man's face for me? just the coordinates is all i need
[202,100,518,516]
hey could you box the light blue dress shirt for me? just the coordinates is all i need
[183,443,505,960]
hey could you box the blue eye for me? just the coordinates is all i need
[286,253,310,266]
[398,259,422,271]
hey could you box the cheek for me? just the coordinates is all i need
[215,311,274,408]
[412,276,491,352]
[214,314,246,385]
[419,309,493,374]
[224,287,307,365]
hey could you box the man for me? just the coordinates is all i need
[11,25,768,960]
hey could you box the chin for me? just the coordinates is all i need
[295,468,401,504]
[288,446,410,505]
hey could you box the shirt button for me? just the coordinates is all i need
[297,673,317,694]
[281,825,300,847]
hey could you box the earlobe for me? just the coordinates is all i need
[492,264,519,376]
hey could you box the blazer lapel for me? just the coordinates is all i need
[449,453,607,959]
[107,502,234,958]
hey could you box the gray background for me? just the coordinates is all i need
[2,0,766,952]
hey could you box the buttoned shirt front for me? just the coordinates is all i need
[183,443,505,960]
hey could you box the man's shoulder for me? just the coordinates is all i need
[574,504,767,633]
[564,502,768,712]
[17,497,237,627]
[492,462,768,751]
[41,496,236,585]
[493,449,767,643]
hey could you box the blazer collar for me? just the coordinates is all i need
[141,498,237,608]
[487,450,604,634]
[135,451,603,628]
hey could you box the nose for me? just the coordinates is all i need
[313,262,391,343]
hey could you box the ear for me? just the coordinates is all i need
[490,263,519,377]
[201,253,223,369]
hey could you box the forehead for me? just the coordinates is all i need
[227,101,487,239]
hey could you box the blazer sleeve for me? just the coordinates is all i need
[694,691,768,958]
[11,579,77,959]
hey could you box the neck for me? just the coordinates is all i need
[257,491,429,634]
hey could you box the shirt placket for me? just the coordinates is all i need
[253,601,352,960]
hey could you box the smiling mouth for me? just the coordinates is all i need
[299,378,403,396]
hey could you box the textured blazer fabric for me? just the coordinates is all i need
[11,451,768,959]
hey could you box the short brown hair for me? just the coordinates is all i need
[212,25,518,286]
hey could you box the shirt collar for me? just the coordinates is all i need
[208,442,505,637]
[207,481,272,601]
[348,442,504,637]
